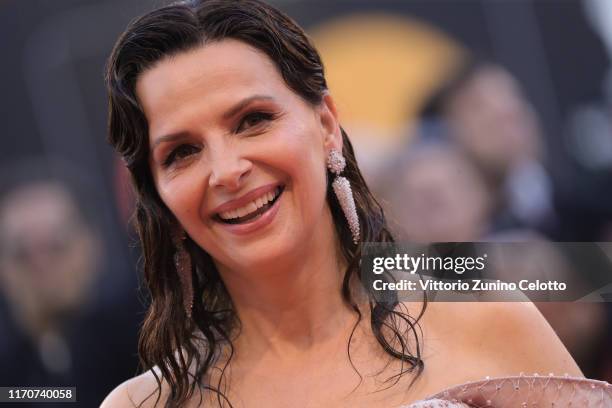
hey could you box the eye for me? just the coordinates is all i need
[236,111,275,132]
[163,144,200,167]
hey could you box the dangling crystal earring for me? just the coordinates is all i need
[327,149,360,244]
[173,231,194,318]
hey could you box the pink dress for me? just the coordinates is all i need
[403,374,612,407]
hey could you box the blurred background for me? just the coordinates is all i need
[1,0,612,405]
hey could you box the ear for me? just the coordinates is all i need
[318,92,343,153]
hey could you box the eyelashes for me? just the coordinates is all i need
[161,110,278,168]
[236,111,276,132]
[163,144,200,168]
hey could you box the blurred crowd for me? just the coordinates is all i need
[1,0,612,405]
[0,159,141,406]
[373,58,612,381]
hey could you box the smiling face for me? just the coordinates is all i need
[136,39,341,274]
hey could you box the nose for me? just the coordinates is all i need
[208,150,252,191]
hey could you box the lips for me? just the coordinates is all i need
[212,183,285,225]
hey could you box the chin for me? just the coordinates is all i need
[218,226,304,274]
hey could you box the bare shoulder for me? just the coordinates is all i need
[417,301,583,377]
[100,368,168,408]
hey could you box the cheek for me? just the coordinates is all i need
[271,130,327,202]
[273,132,329,225]
[270,118,326,180]
[157,171,204,227]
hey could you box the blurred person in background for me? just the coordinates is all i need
[376,141,491,242]
[417,59,558,237]
[0,158,140,406]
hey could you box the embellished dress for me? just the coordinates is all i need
[403,374,612,407]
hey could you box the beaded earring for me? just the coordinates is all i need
[172,231,194,318]
[327,149,360,244]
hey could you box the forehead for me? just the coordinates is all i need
[135,39,288,133]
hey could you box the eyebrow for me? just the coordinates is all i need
[151,94,276,151]
[222,94,276,120]
[151,131,190,151]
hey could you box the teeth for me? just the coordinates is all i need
[218,187,281,220]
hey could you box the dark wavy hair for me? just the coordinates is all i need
[105,0,426,406]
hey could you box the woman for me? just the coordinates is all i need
[101,1,609,407]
